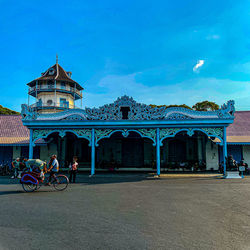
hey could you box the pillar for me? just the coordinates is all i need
[156,128,161,176]
[29,129,33,159]
[91,128,95,176]
[223,126,227,175]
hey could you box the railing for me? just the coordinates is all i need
[28,86,82,97]
[30,102,80,110]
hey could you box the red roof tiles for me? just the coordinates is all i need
[0,115,44,145]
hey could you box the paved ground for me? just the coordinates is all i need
[1,173,250,250]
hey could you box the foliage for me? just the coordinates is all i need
[192,101,219,111]
[150,101,219,112]
[0,105,20,115]
[150,104,192,110]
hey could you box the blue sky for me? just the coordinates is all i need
[0,0,250,111]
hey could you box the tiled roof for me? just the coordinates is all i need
[1,111,250,145]
[223,111,250,143]
[0,115,44,145]
[27,63,83,90]
[227,111,250,136]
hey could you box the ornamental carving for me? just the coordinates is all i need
[71,129,92,139]
[21,96,235,121]
[159,127,224,143]
[32,129,92,143]
[137,129,157,143]
[200,127,223,139]
[33,129,56,142]
[94,128,157,146]
[94,129,114,143]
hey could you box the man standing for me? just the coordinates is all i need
[11,158,20,179]
[47,155,59,185]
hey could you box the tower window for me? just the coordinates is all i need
[120,107,130,120]
[47,80,54,89]
[48,68,55,75]
[60,98,69,108]
[61,82,66,90]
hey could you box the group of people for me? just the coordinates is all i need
[11,155,79,184]
[219,155,249,173]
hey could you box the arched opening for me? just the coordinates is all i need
[36,132,91,170]
[161,131,210,171]
[97,131,155,171]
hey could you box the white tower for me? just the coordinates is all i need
[27,58,83,113]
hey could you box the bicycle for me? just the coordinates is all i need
[21,171,69,192]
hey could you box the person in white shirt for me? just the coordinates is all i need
[69,156,78,183]
[47,155,59,185]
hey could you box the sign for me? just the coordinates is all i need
[239,166,245,172]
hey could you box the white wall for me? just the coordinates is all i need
[243,146,250,165]
[206,140,219,170]
[40,143,57,162]
[37,92,74,107]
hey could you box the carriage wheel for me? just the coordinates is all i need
[22,183,37,192]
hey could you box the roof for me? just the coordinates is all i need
[27,63,83,90]
[0,115,45,145]
[227,111,250,136]
[213,111,250,144]
[1,111,250,145]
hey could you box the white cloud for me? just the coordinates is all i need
[193,60,205,73]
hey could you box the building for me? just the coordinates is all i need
[27,58,83,113]
[2,61,249,175]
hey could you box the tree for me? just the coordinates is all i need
[192,101,219,111]
[150,104,192,110]
[0,105,20,115]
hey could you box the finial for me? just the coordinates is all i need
[56,54,58,64]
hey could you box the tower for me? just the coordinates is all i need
[27,59,83,113]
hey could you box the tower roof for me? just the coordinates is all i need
[27,63,83,90]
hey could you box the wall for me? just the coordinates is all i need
[243,146,250,165]
[40,143,57,162]
[13,146,21,159]
[37,92,74,107]
[205,141,219,170]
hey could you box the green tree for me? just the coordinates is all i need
[192,101,219,111]
[150,104,192,110]
[0,105,20,115]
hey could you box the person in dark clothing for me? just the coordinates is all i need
[227,155,236,171]
[69,156,78,183]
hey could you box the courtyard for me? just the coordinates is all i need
[0,174,250,250]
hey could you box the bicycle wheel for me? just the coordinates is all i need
[22,183,37,192]
[53,175,69,191]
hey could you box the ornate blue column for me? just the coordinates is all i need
[156,128,160,176]
[223,126,227,175]
[29,129,33,159]
[91,128,95,176]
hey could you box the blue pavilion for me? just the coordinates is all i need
[20,61,236,176]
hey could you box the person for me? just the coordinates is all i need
[179,161,185,171]
[47,155,59,185]
[228,155,236,171]
[69,156,78,183]
[24,159,47,180]
[11,158,20,179]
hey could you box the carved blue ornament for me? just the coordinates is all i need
[32,129,92,145]
[94,128,157,146]
[159,127,224,144]
[21,96,235,121]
